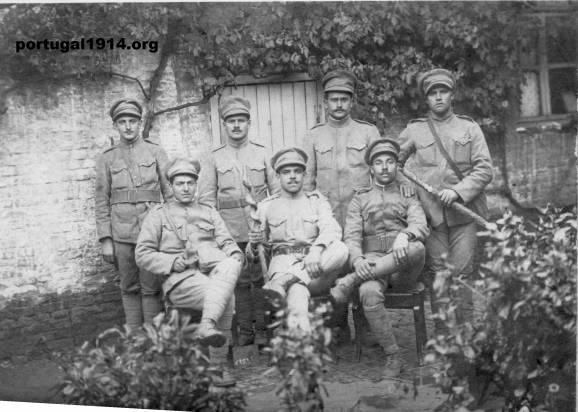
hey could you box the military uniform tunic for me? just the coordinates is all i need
[344,181,429,267]
[252,191,348,285]
[95,137,172,243]
[197,139,279,242]
[302,117,381,228]
[398,114,493,228]
[135,200,241,312]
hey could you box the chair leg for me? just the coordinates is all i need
[413,297,427,366]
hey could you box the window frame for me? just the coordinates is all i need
[519,11,577,122]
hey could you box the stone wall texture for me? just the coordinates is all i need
[0,51,575,360]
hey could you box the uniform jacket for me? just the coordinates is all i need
[251,190,343,276]
[95,137,172,244]
[344,181,429,267]
[302,116,381,228]
[197,139,279,242]
[135,200,241,288]
[398,113,493,228]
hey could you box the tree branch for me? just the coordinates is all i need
[110,72,149,100]
[152,98,210,116]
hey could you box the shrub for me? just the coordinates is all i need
[266,303,333,412]
[60,310,246,411]
[426,207,576,411]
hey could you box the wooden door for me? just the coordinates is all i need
[209,74,325,154]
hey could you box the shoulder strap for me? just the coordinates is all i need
[427,118,464,180]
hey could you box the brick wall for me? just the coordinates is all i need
[0,53,575,360]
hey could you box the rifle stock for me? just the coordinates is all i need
[400,167,494,230]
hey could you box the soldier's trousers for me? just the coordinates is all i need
[114,241,162,327]
[234,242,267,345]
[163,261,239,332]
[358,242,426,352]
[426,221,477,324]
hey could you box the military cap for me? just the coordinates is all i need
[271,147,308,173]
[322,70,357,94]
[109,99,143,122]
[219,95,251,120]
[417,68,456,96]
[166,157,201,181]
[365,139,401,165]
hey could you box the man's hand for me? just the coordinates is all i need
[400,183,416,198]
[248,229,265,245]
[101,238,115,264]
[231,252,244,264]
[353,257,374,281]
[172,256,187,273]
[303,247,323,278]
[439,189,459,206]
[392,232,410,267]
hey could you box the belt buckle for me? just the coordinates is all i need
[128,190,136,203]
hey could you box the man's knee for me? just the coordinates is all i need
[320,241,349,274]
[359,280,384,307]
[408,241,426,263]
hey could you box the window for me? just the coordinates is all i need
[520,13,577,119]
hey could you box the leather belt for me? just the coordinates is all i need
[272,245,311,256]
[362,232,398,253]
[110,189,161,204]
[217,198,248,210]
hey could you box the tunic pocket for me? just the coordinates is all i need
[346,141,367,168]
[452,135,472,165]
[314,144,333,170]
[268,218,287,241]
[138,158,158,186]
[110,162,131,190]
[302,215,319,239]
[247,164,266,188]
[216,164,237,189]
[415,139,436,166]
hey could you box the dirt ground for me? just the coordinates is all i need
[0,300,457,412]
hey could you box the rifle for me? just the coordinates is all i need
[242,179,269,280]
[400,167,496,231]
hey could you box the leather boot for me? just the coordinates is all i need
[363,303,401,379]
[262,273,299,308]
[122,294,143,331]
[142,294,162,324]
[235,284,254,345]
[195,319,226,347]
[209,331,236,387]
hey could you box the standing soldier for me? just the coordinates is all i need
[330,140,429,378]
[398,68,494,325]
[95,99,172,330]
[135,158,244,387]
[302,69,381,231]
[198,95,279,346]
[248,148,349,331]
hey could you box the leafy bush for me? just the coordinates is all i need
[60,310,246,411]
[426,207,576,411]
[266,303,333,412]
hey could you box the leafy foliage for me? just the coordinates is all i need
[0,2,539,127]
[426,207,576,411]
[265,303,333,412]
[60,310,246,411]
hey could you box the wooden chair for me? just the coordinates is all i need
[351,282,428,366]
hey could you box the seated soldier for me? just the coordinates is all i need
[135,157,244,387]
[248,147,349,331]
[330,139,429,378]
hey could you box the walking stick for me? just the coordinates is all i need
[242,180,269,280]
[400,167,496,231]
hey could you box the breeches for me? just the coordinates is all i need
[426,221,477,276]
[268,241,349,294]
[114,241,161,296]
